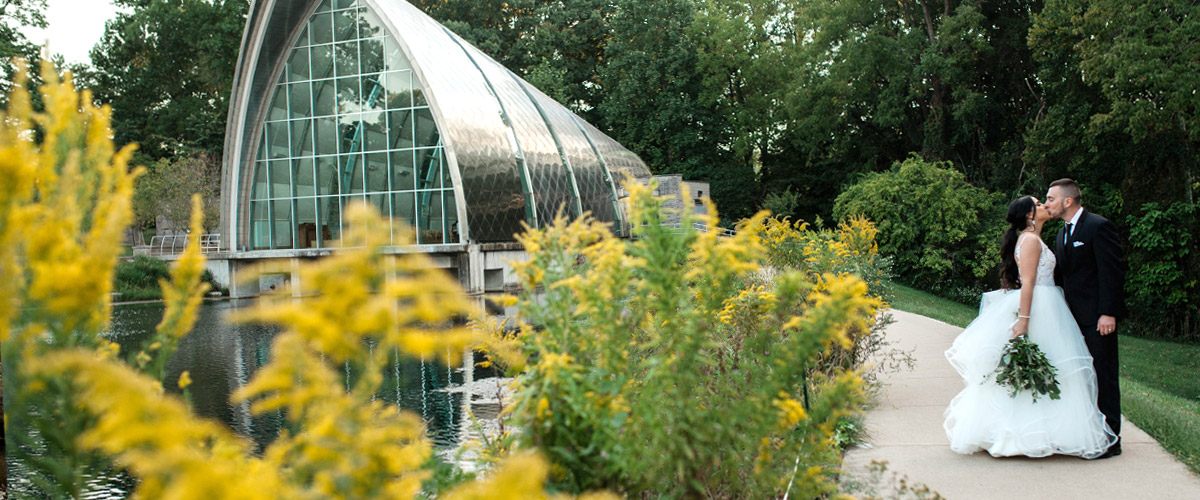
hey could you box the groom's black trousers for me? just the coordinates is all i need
[1082,325,1121,437]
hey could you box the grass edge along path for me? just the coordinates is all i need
[886,282,1200,475]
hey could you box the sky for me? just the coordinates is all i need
[20,0,126,66]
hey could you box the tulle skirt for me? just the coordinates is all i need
[943,286,1117,458]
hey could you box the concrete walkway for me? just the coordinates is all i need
[842,309,1200,499]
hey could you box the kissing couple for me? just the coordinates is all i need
[944,178,1127,460]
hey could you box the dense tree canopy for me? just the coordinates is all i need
[85,0,248,162]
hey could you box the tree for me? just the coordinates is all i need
[132,153,222,235]
[86,0,248,162]
[600,0,756,221]
[1028,0,1200,339]
[0,0,46,105]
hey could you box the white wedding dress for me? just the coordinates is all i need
[943,236,1117,458]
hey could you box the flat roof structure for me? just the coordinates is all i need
[219,0,651,256]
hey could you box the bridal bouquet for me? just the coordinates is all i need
[991,335,1061,403]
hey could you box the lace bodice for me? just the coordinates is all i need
[1015,235,1057,286]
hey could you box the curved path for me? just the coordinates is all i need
[842,310,1200,499]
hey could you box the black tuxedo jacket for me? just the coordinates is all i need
[1053,209,1128,328]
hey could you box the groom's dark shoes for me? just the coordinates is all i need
[1093,441,1122,460]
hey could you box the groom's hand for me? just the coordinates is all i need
[1098,315,1117,336]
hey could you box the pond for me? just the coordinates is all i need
[7,299,492,498]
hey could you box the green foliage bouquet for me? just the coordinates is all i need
[991,336,1061,403]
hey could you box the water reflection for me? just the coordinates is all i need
[105,300,471,451]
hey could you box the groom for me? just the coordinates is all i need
[1044,178,1128,459]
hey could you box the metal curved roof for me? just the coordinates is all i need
[220,0,651,249]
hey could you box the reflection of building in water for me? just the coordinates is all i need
[207,0,655,301]
[111,302,474,452]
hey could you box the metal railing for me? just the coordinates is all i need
[145,233,221,254]
[655,221,737,238]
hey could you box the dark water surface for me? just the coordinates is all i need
[8,300,475,498]
[106,300,471,449]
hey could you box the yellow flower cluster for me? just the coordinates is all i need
[3,61,609,500]
[0,61,139,343]
[773,393,808,430]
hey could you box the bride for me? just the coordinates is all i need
[943,195,1117,458]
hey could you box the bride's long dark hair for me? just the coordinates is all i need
[1000,196,1037,290]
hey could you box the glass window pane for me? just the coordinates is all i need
[334,0,358,10]
[316,156,338,196]
[252,161,269,199]
[413,85,427,107]
[314,116,338,155]
[441,152,451,188]
[251,200,271,249]
[296,197,318,248]
[336,77,360,113]
[272,199,294,249]
[383,37,412,72]
[414,108,438,147]
[360,38,383,74]
[290,120,314,157]
[384,71,411,109]
[315,0,332,13]
[268,86,288,121]
[267,121,289,159]
[362,74,385,111]
[367,193,388,219]
[312,79,335,117]
[365,152,388,193]
[317,196,339,246]
[418,190,443,244]
[270,160,292,198]
[293,158,315,197]
[288,83,311,118]
[444,190,459,243]
[334,41,359,76]
[334,8,358,42]
[310,12,333,45]
[387,109,413,149]
[288,48,309,81]
[415,148,441,190]
[390,149,415,191]
[339,154,363,194]
[363,112,387,151]
[391,191,415,243]
[360,8,384,38]
[310,45,334,80]
[338,115,362,154]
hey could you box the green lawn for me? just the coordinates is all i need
[887,282,1200,474]
[886,283,977,329]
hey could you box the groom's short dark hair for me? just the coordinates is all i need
[1050,178,1082,203]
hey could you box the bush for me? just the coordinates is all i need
[114,254,225,301]
[502,181,880,498]
[833,155,1004,301]
[758,215,905,385]
[1125,201,1199,341]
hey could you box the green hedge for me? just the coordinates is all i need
[833,155,1004,303]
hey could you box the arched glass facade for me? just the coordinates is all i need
[249,0,457,249]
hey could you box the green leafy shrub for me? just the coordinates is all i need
[114,254,224,301]
[503,180,881,498]
[833,155,1004,301]
[1125,201,1199,341]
